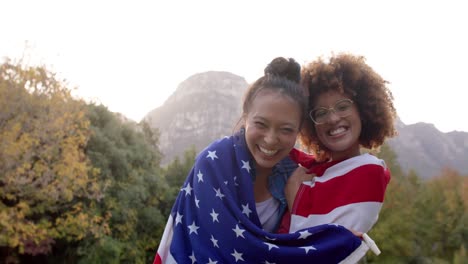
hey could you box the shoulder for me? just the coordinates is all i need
[194,134,247,171]
[347,153,387,169]
[289,148,316,167]
[325,153,389,179]
[196,136,233,160]
[352,153,391,183]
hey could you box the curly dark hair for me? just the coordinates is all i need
[299,53,397,160]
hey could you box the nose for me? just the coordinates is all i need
[326,110,341,123]
[264,129,279,145]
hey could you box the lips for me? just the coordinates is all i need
[258,146,279,157]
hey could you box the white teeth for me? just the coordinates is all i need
[259,146,278,156]
[329,127,346,136]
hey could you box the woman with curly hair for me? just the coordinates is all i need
[281,53,397,241]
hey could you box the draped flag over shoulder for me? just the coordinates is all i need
[285,149,390,234]
[154,133,370,264]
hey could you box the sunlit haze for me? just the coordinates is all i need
[2,0,467,132]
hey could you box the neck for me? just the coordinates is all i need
[253,166,272,203]
[331,148,361,161]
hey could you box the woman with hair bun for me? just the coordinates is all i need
[154,57,371,264]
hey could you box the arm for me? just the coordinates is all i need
[284,165,315,211]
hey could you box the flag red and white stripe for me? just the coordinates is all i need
[286,152,390,233]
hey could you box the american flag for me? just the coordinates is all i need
[283,150,391,234]
[154,133,370,264]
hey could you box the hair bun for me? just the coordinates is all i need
[264,57,301,83]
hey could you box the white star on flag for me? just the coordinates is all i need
[301,245,317,253]
[207,257,218,264]
[207,150,218,160]
[210,209,219,223]
[241,203,252,217]
[189,251,196,264]
[214,188,225,199]
[233,224,246,238]
[197,170,204,182]
[195,196,200,208]
[188,221,200,235]
[298,230,313,239]
[264,242,279,251]
[211,235,219,248]
[231,249,244,262]
[175,212,183,226]
[182,183,193,196]
[241,160,251,173]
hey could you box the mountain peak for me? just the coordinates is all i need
[164,71,248,106]
[145,71,248,165]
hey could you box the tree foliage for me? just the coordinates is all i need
[77,104,169,264]
[160,146,196,216]
[366,145,468,263]
[0,60,106,261]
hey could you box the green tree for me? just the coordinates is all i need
[0,60,106,262]
[411,169,467,262]
[78,104,169,264]
[161,146,197,216]
[366,144,421,263]
[367,144,468,263]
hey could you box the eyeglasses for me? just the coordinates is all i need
[309,99,355,125]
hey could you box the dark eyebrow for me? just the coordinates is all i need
[252,116,298,128]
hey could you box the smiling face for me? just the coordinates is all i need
[313,91,361,161]
[244,90,301,175]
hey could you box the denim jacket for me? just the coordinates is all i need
[240,129,298,232]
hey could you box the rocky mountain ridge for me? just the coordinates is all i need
[145,71,468,179]
[145,71,248,165]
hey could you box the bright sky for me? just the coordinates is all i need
[1,0,467,132]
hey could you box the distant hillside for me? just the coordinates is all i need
[144,71,248,165]
[145,71,468,179]
[387,119,468,178]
